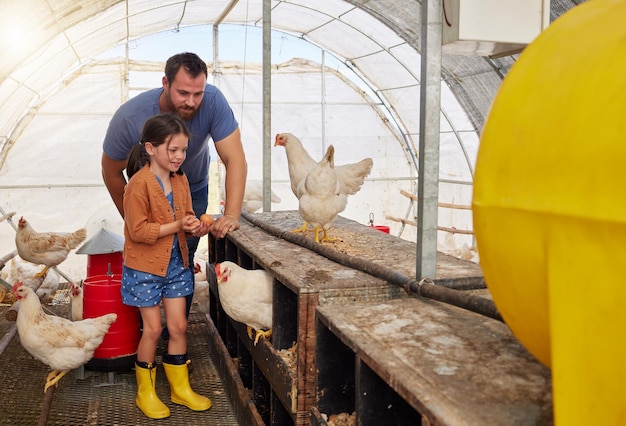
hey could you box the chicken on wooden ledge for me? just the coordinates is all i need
[274,132,373,236]
[215,261,273,345]
[12,282,117,393]
[297,145,347,243]
[15,216,87,278]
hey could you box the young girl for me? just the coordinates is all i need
[122,113,212,419]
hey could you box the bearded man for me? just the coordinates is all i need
[102,52,247,333]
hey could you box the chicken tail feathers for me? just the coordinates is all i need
[67,228,88,249]
[337,158,374,195]
[99,312,117,326]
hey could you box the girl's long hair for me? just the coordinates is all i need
[126,113,190,179]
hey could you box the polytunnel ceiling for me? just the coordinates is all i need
[0,0,579,159]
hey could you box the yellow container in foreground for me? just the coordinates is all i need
[472,0,626,424]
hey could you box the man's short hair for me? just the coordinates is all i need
[165,52,208,84]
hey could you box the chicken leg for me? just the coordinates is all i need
[289,222,309,234]
[44,369,67,393]
[315,226,338,244]
[247,326,272,346]
[34,266,50,279]
[253,329,272,346]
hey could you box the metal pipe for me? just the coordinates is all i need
[417,0,443,279]
[0,324,16,355]
[212,0,240,86]
[240,211,502,321]
[262,0,272,212]
[38,385,55,426]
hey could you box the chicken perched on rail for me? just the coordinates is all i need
[15,217,87,278]
[274,133,373,233]
[12,282,116,393]
[297,145,348,243]
[215,261,273,345]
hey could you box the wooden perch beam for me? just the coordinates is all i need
[0,211,16,222]
[0,250,17,271]
[385,215,474,235]
[399,189,472,210]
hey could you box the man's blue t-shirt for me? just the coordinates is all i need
[102,86,238,193]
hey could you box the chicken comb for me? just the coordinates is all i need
[12,281,24,291]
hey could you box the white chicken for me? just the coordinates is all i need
[192,262,210,314]
[194,261,206,282]
[218,162,282,213]
[7,256,60,303]
[15,217,87,278]
[12,282,117,393]
[69,281,83,321]
[214,261,273,345]
[297,145,347,243]
[274,133,373,231]
[34,268,60,303]
[241,180,282,213]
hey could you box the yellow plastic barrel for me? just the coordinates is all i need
[472,0,626,424]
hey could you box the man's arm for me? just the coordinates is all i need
[101,152,128,218]
[213,127,247,238]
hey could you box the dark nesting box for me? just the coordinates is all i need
[205,210,511,426]
[207,211,407,425]
[314,298,553,425]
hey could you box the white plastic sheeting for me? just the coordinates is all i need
[1,53,476,278]
[1,0,581,278]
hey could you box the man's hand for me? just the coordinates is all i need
[211,214,240,239]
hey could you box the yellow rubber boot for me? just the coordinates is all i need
[135,362,170,419]
[163,360,212,411]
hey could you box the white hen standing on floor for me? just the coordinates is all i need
[297,145,347,243]
[12,282,116,393]
[274,133,373,233]
[69,281,83,321]
[214,261,273,345]
[192,262,210,315]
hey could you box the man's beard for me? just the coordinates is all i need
[164,90,197,120]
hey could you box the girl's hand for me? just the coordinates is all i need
[195,219,212,237]
[182,215,201,235]
[185,214,214,237]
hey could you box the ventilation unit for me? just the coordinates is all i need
[442,0,551,57]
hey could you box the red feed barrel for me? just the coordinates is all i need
[83,274,139,371]
[86,252,123,277]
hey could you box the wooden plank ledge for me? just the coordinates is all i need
[316,297,553,425]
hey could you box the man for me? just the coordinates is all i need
[102,52,247,323]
